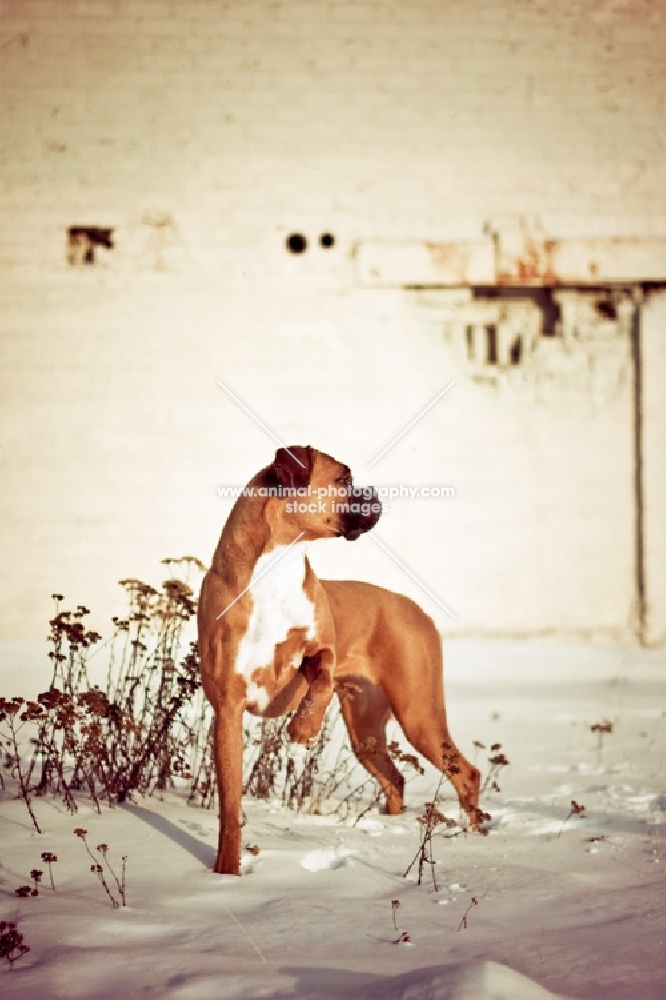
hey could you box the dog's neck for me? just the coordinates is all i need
[210,469,307,589]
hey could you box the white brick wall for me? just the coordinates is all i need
[1,0,665,641]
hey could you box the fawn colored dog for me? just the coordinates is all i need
[198,446,482,874]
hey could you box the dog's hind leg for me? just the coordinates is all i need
[337,678,405,814]
[377,635,482,828]
[391,701,482,828]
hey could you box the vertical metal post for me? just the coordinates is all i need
[630,288,646,644]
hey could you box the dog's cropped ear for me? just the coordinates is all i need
[273,446,314,490]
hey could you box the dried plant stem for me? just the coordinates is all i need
[91,864,120,909]
[458,896,478,931]
[481,744,510,794]
[98,845,125,903]
[558,800,586,838]
[0,704,42,833]
[457,877,500,932]
[75,830,125,908]
[403,774,458,889]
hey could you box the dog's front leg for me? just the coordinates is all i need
[286,648,335,748]
[212,702,245,875]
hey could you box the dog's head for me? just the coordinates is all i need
[265,445,381,543]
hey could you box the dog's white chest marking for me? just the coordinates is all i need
[235,542,315,711]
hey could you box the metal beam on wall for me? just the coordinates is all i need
[356,233,666,288]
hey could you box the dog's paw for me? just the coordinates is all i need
[286,716,318,747]
[287,696,324,746]
[468,806,492,834]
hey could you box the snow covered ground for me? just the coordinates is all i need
[1,639,664,999]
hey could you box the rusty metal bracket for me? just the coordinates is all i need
[356,228,666,288]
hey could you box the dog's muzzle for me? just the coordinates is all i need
[341,486,381,541]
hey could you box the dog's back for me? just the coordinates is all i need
[321,578,444,706]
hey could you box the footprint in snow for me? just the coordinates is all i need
[300,847,355,872]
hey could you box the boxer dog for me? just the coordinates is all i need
[198,446,482,874]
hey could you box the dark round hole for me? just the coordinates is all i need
[286,232,307,254]
[320,232,335,249]
[595,298,617,320]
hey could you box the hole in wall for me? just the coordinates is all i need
[509,336,523,365]
[67,226,114,265]
[320,232,335,249]
[473,286,561,337]
[465,324,475,360]
[595,298,617,320]
[485,324,498,364]
[286,232,308,254]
